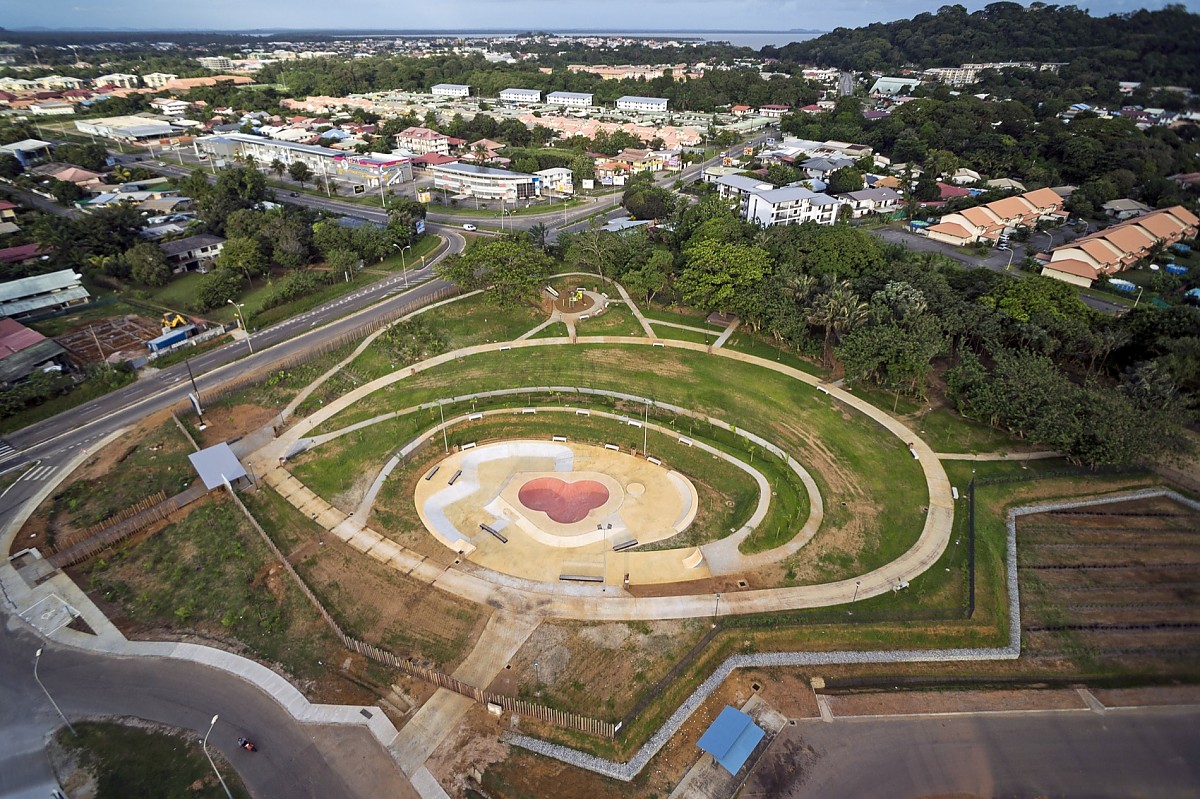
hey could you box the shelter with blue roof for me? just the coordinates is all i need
[696,706,766,775]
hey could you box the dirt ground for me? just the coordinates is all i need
[825,687,1086,716]
[488,618,709,720]
[191,402,282,449]
[425,704,512,798]
[55,314,162,364]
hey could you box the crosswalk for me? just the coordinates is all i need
[0,440,15,459]
[21,464,57,482]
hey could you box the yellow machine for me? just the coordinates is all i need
[162,312,188,329]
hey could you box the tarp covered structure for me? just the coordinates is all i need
[696,705,765,775]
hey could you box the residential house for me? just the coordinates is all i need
[0,243,49,265]
[757,104,790,118]
[149,97,190,116]
[143,72,179,89]
[1101,198,1152,220]
[0,200,16,222]
[92,73,139,89]
[535,167,573,195]
[951,167,982,185]
[926,187,1067,246]
[0,268,88,318]
[800,155,854,180]
[29,101,75,116]
[0,139,53,166]
[1042,206,1199,285]
[160,234,225,273]
[395,126,450,156]
[985,178,1027,192]
[0,317,70,387]
[837,187,903,218]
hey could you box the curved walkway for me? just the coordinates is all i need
[249,335,954,619]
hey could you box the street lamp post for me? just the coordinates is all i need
[227,300,253,355]
[33,649,76,736]
[849,579,862,615]
[712,593,720,627]
[396,243,412,288]
[202,714,234,799]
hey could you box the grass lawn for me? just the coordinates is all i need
[722,332,828,378]
[842,382,924,416]
[648,325,711,345]
[921,407,1034,454]
[316,344,924,582]
[640,304,723,330]
[83,497,340,680]
[575,303,646,337]
[54,721,250,799]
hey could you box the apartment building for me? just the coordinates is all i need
[546,91,594,108]
[499,88,542,104]
[925,187,1067,246]
[395,126,451,156]
[616,96,669,113]
[431,83,471,98]
[93,73,140,89]
[716,175,844,227]
[197,56,234,71]
[143,72,179,89]
[149,97,190,116]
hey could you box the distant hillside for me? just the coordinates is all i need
[768,2,1200,87]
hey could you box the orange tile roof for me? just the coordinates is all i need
[960,206,1002,229]
[1164,205,1198,226]
[928,222,974,241]
[1022,187,1063,209]
[988,195,1036,220]
[1043,259,1099,280]
[1135,212,1185,240]
[1101,225,1156,253]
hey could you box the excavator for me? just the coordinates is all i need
[162,311,188,329]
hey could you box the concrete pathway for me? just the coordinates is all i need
[646,319,719,335]
[710,317,741,349]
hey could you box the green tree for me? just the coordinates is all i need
[126,242,172,287]
[287,161,313,187]
[217,236,270,282]
[435,238,553,304]
[0,154,22,178]
[825,167,864,194]
[196,267,244,311]
[675,240,770,316]
[269,158,287,179]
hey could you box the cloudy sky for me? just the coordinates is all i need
[7,0,1195,31]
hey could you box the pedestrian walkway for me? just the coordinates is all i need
[710,317,740,349]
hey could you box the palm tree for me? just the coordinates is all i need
[528,222,549,252]
[806,282,868,368]
[270,159,286,180]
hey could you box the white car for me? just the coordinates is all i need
[462,223,477,231]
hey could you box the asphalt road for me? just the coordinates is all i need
[0,621,416,799]
[748,708,1200,798]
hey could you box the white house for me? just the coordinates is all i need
[431,83,471,98]
[149,97,190,116]
[29,102,75,116]
[546,91,594,108]
[394,126,450,156]
[616,96,669,113]
[836,187,903,218]
[499,88,542,104]
[535,167,574,195]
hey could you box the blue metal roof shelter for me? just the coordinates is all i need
[696,706,765,775]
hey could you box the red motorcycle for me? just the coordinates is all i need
[237,737,258,752]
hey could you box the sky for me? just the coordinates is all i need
[5,0,1196,32]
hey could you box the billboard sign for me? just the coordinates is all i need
[415,219,426,235]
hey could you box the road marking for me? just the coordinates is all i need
[23,465,57,482]
[0,440,14,458]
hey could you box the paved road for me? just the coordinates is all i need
[0,619,416,799]
[747,708,1200,798]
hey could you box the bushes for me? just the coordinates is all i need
[261,269,335,311]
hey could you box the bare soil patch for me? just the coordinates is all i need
[824,687,1086,716]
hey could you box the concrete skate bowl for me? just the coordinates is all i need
[518,477,611,524]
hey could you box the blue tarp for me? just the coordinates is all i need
[696,706,765,775]
[1166,264,1188,275]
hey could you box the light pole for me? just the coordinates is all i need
[395,243,412,288]
[712,592,720,627]
[33,649,76,736]
[438,401,448,453]
[227,300,253,354]
[202,714,234,799]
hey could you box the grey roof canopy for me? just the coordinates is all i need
[188,443,247,490]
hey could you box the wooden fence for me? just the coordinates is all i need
[228,490,615,739]
[49,491,187,569]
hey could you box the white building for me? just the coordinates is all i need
[499,88,542,104]
[546,91,594,108]
[196,132,412,188]
[395,126,450,156]
[32,75,85,91]
[93,73,140,89]
[142,72,179,89]
[149,98,190,116]
[197,56,234,71]
[616,96,669,113]
[431,83,471,98]
[76,115,176,142]
[716,174,844,227]
[429,162,538,202]
[28,102,75,116]
[836,187,903,218]
[535,167,574,195]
